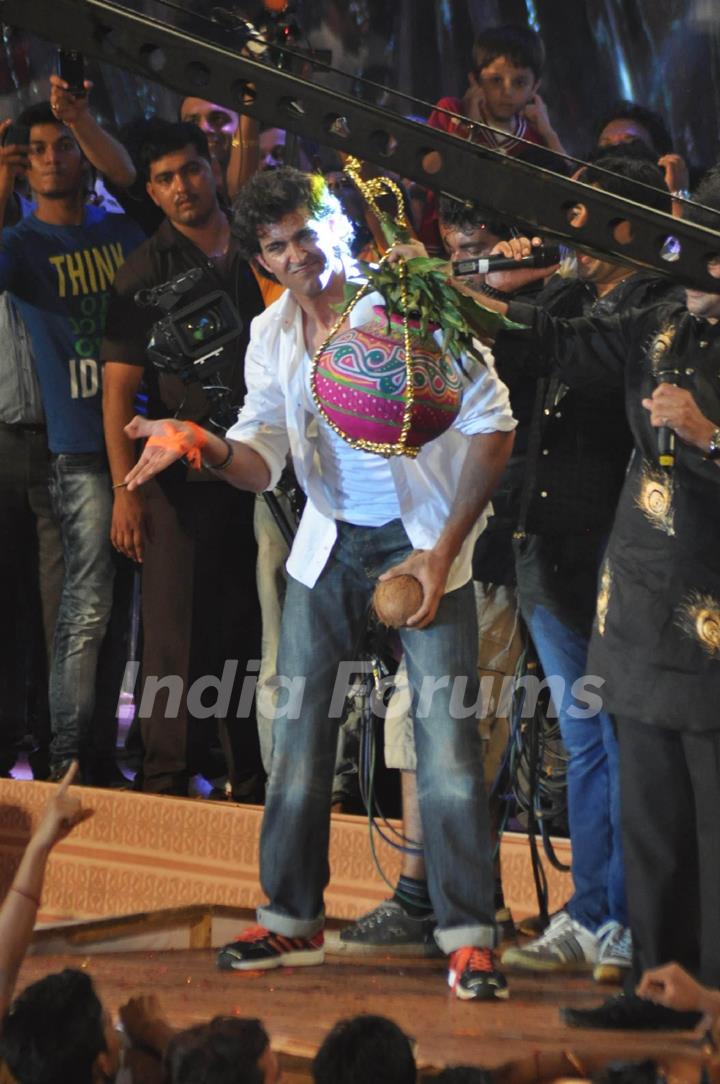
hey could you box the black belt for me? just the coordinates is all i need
[0,419,46,433]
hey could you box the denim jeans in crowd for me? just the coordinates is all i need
[524,604,626,931]
[48,453,114,767]
[258,518,497,954]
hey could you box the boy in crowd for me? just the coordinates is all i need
[419,24,567,250]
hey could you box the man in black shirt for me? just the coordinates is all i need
[101,120,265,797]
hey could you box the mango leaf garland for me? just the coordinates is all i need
[339,254,523,366]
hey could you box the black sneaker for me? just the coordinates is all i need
[448,946,509,1001]
[561,994,702,1031]
[217,925,325,971]
[338,900,441,956]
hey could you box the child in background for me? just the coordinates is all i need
[419,24,567,251]
[430,23,566,161]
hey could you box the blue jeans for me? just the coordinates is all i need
[48,453,114,766]
[525,604,626,931]
[258,519,497,953]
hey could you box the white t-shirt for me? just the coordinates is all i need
[312,355,402,526]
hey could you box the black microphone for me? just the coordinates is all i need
[656,366,681,470]
[452,244,561,278]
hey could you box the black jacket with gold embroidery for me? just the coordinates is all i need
[503,298,720,730]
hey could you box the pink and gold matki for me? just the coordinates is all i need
[313,306,462,457]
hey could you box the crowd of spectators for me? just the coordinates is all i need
[0,774,718,1083]
[1,9,719,1082]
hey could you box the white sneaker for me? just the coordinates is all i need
[593,920,632,984]
[500,910,598,972]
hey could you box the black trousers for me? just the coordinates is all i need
[617,715,720,987]
[139,476,262,793]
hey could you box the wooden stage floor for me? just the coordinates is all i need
[14,946,706,1079]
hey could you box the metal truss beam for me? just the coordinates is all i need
[3,0,720,290]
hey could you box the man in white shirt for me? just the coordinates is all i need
[123,167,516,1000]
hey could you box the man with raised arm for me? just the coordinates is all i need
[0,79,143,783]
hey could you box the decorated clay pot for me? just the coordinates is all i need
[312,306,462,457]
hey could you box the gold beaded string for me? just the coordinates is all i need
[308,159,420,459]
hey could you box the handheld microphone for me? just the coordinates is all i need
[656,366,681,470]
[452,244,561,278]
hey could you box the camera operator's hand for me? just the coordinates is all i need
[49,73,92,128]
[124,416,207,490]
[112,488,147,564]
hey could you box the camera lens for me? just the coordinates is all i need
[184,307,221,343]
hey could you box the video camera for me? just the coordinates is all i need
[135,268,243,382]
[135,269,244,430]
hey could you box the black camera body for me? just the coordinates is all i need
[136,268,245,430]
[147,290,243,380]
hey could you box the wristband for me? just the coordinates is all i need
[480,282,514,301]
[145,420,209,470]
[203,437,234,471]
[706,426,720,461]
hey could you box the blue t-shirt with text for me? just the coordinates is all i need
[0,205,144,452]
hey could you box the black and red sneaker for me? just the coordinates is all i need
[448,946,509,1001]
[217,924,325,972]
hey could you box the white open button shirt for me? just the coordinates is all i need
[226,280,517,590]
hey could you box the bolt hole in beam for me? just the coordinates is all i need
[96,26,123,58]
[608,217,634,245]
[564,201,587,229]
[232,79,257,106]
[659,235,682,262]
[324,114,351,138]
[185,61,211,89]
[370,130,397,157]
[139,43,166,73]
[420,149,443,175]
[280,97,307,118]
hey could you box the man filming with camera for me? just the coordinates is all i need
[101,119,269,799]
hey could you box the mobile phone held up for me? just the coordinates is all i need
[57,49,86,97]
[2,123,29,148]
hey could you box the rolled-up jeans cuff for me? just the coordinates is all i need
[257,905,325,939]
[434,923,498,954]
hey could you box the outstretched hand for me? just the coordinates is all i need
[33,762,93,850]
[124,416,207,490]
